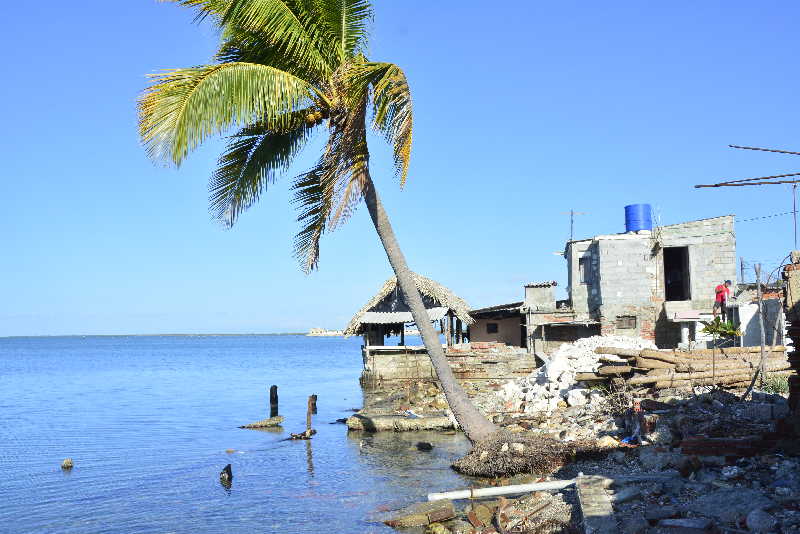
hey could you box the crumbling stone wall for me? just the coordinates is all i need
[360,343,537,388]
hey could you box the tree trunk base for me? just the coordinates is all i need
[451,431,606,478]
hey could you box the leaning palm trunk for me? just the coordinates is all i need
[363,177,497,443]
[139,0,498,444]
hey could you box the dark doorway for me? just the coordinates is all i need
[664,246,691,301]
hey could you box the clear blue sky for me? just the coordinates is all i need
[3,1,800,336]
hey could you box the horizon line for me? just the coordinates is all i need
[0,332,317,339]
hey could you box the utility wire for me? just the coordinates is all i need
[729,145,800,156]
[736,211,795,222]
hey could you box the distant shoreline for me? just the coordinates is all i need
[0,332,310,339]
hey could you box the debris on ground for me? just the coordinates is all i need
[492,335,657,414]
[451,431,605,478]
[239,415,284,429]
[382,382,800,533]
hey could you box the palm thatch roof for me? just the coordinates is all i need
[343,273,473,336]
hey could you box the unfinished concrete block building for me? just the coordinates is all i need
[563,214,737,347]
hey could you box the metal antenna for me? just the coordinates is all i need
[794,184,798,249]
[562,210,587,242]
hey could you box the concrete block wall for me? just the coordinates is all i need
[659,215,737,309]
[564,215,737,346]
[596,237,660,339]
[567,240,600,319]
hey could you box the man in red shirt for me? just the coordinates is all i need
[713,280,732,321]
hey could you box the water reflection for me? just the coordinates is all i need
[305,439,315,476]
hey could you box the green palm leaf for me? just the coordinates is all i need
[292,164,332,273]
[210,114,314,226]
[311,0,372,60]
[139,62,314,165]
[345,62,413,186]
[221,0,337,75]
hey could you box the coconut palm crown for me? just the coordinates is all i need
[139,0,411,272]
[139,0,498,443]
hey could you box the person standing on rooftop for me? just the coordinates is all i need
[713,280,733,322]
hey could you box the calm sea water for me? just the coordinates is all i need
[0,335,472,533]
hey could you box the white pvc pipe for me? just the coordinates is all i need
[427,479,575,502]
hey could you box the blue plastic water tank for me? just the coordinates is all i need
[624,204,653,232]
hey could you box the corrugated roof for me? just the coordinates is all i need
[358,307,449,325]
[470,302,523,315]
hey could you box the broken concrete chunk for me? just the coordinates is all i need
[425,522,450,534]
[687,488,774,523]
[657,517,712,530]
[346,414,454,432]
[611,486,641,504]
[383,500,456,528]
[596,435,618,448]
[239,415,284,429]
[746,508,777,533]
[644,505,678,523]
[566,388,588,406]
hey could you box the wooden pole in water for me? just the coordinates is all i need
[269,385,279,418]
[310,394,318,415]
[306,395,314,432]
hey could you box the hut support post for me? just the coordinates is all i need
[400,326,405,346]
[455,318,462,344]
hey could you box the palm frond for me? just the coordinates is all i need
[292,164,332,273]
[210,111,314,226]
[344,61,413,186]
[138,62,313,165]
[292,100,369,271]
[221,0,337,76]
[371,63,412,186]
[217,27,327,84]
[158,0,230,22]
[311,0,372,60]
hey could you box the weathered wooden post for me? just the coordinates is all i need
[455,318,462,344]
[269,385,279,418]
[306,395,314,432]
[310,394,318,415]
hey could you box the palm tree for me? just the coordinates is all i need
[138,0,497,443]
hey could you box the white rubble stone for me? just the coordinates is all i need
[566,389,588,406]
[508,335,656,413]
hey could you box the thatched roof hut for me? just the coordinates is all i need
[344,273,473,344]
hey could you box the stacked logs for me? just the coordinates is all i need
[574,346,793,391]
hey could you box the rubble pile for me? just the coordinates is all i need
[496,336,657,413]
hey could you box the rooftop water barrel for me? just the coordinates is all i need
[624,203,653,232]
